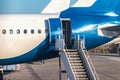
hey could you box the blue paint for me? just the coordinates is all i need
[60,7,120,50]
[90,0,120,13]
[49,18,62,44]
[0,37,49,65]
[70,0,78,6]
[0,0,51,14]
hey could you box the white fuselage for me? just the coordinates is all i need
[0,0,96,60]
[0,14,59,59]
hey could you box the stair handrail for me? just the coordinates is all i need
[63,43,77,80]
[80,39,99,80]
[60,40,76,80]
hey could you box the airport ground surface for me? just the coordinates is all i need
[4,53,120,80]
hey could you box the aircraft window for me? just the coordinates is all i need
[24,29,27,34]
[16,29,20,34]
[10,29,13,34]
[2,29,6,34]
[31,29,34,34]
[38,29,41,34]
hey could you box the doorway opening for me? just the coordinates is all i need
[61,19,72,48]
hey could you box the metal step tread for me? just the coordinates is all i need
[69,60,82,63]
[66,52,78,55]
[69,58,81,60]
[71,64,83,67]
[72,67,84,70]
[70,62,82,64]
[71,63,83,66]
[69,58,81,61]
[74,72,87,75]
[67,55,79,57]
[72,65,84,68]
[67,55,80,58]
[68,56,81,59]
[75,78,89,80]
[73,70,86,73]
[65,49,78,52]
[73,69,85,72]
[75,75,88,78]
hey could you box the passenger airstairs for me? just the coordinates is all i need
[55,38,99,80]
[60,49,88,80]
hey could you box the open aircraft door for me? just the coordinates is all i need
[48,18,72,48]
[48,18,62,45]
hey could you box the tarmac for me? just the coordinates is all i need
[3,53,120,80]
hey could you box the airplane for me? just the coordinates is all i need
[0,0,120,65]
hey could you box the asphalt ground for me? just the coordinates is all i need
[3,53,120,80]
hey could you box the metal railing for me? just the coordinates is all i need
[79,39,99,80]
[56,38,76,80]
[55,34,99,80]
[63,43,77,80]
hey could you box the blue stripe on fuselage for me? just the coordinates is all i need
[0,36,50,65]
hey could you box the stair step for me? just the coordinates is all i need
[71,63,83,66]
[70,62,82,64]
[74,72,86,75]
[69,57,80,59]
[71,64,83,67]
[66,52,78,55]
[69,60,81,62]
[70,60,82,63]
[68,55,79,57]
[69,61,82,64]
[76,75,87,78]
[67,53,79,56]
[72,66,84,69]
[74,69,85,72]
[75,78,89,80]
[72,65,84,68]
[68,56,80,59]
[76,69,85,72]
[71,65,83,67]
[73,69,85,73]
[74,71,86,75]
[66,52,79,55]
[72,68,85,71]
[69,58,81,60]
[65,49,78,52]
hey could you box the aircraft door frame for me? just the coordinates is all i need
[61,18,72,48]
